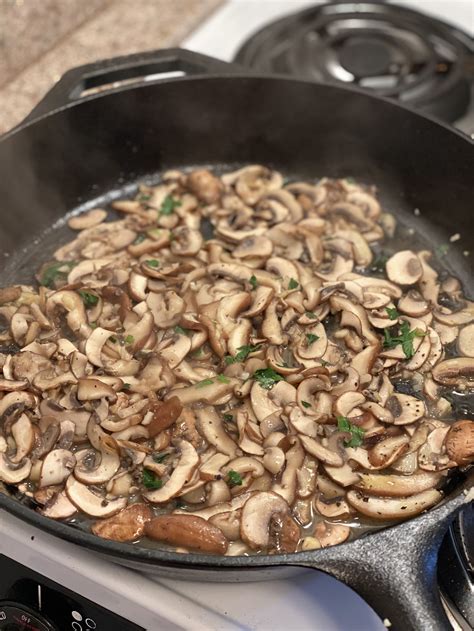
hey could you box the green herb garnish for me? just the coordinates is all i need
[437,243,449,257]
[253,367,285,390]
[196,378,214,388]
[306,333,319,345]
[123,383,131,389]
[138,192,151,203]
[145,259,159,268]
[40,261,76,288]
[225,344,262,364]
[383,321,425,359]
[152,452,169,464]
[133,233,146,244]
[223,413,234,422]
[227,470,243,487]
[370,254,389,274]
[142,469,163,490]
[79,290,99,308]
[337,416,365,448]
[124,335,135,344]
[159,195,181,216]
[249,275,258,290]
[385,307,399,320]
[301,401,312,409]
[305,311,317,319]
[216,374,230,384]
[288,278,299,290]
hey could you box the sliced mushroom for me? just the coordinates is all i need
[432,357,474,386]
[41,491,77,519]
[144,440,199,503]
[92,504,153,542]
[39,449,76,488]
[0,453,31,484]
[355,471,442,497]
[386,251,422,286]
[445,420,474,466]
[313,522,350,547]
[347,488,442,519]
[65,476,127,517]
[240,491,289,550]
[146,514,228,554]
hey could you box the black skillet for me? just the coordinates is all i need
[0,49,472,631]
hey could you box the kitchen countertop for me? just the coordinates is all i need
[0,0,223,135]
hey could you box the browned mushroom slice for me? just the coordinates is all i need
[144,440,199,503]
[186,169,223,203]
[240,491,289,550]
[368,434,409,468]
[445,420,474,466]
[77,378,117,402]
[386,250,422,286]
[270,514,300,553]
[170,378,237,406]
[92,504,153,542]
[65,476,127,517]
[347,488,442,520]
[147,396,183,437]
[324,462,360,487]
[354,471,442,497]
[432,357,474,386]
[385,393,425,425]
[145,514,228,554]
[10,413,35,463]
[39,449,76,487]
[398,290,430,317]
[313,522,350,547]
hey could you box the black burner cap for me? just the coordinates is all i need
[234,1,473,123]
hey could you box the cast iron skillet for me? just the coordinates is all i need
[0,49,472,631]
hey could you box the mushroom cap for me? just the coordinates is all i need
[386,250,423,286]
[65,476,127,517]
[240,491,289,550]
[347,488,442,520]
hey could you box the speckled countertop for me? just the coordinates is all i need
[0,0,223,135]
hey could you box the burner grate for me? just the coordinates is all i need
[234,2,473,123]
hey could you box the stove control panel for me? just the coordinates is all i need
[0,555,145,631]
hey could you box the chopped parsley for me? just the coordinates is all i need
[437,243,450,257]
[253,367,285,390]
[216,374,230,384]
[79,290,99,308]
[223,413,234,422]
[369,254,389,274]
[122,383,131,389]
[142,469,163,490]
[301,400,312,409]
[288,278,299,290]
[227,470,243,487]
[138,192,151,203]
[337,416,365,448]
[195,378,214,388]
[124,334,135,344]
[383,321,425,359]
[385,307,399,320]
[133,233,146,244]
[306,333,319,345]
[159,195,181,216]
[145,259,159,268]
[152,452,169,464]
[225,344,262,364]
[305,311,317,319]
[249,275,258,290]
[40,261,76,288]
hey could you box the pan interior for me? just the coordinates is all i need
[0,163,472,559]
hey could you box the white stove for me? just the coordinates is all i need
[1,2,472,630]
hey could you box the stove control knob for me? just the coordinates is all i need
[0,602,56,631]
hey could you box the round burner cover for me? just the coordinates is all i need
[234,2,473,123]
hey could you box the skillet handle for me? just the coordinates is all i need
[25,48,244,123]
[295,496,468,631]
